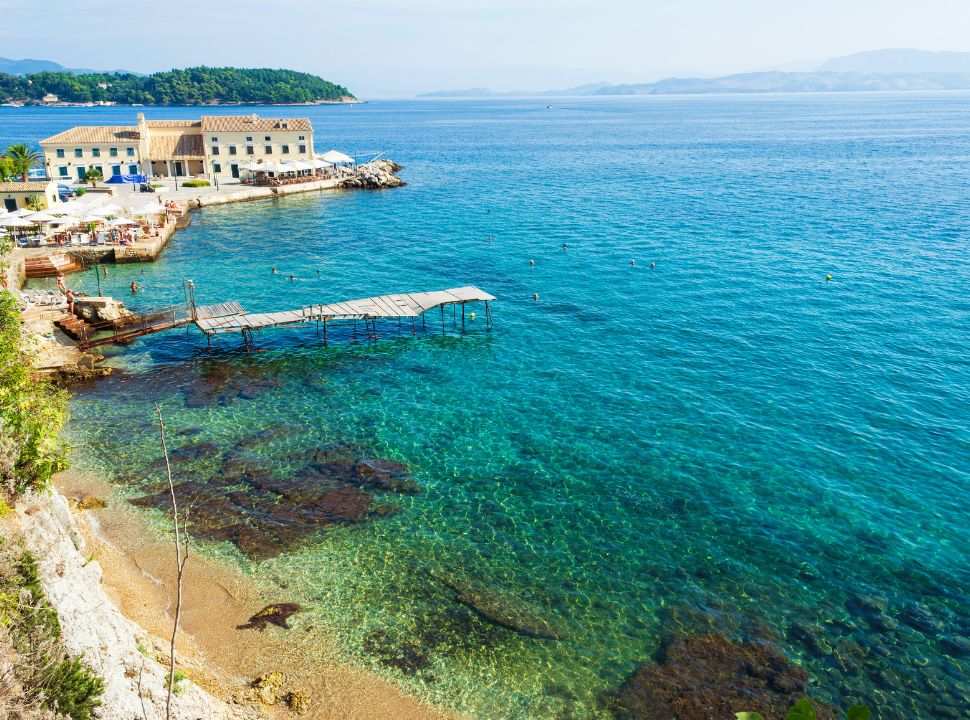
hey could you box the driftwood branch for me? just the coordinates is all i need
[154,403,188,720]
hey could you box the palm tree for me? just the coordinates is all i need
[3,143,42,182]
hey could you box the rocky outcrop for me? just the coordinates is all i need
[129,437,418,560]
[607,634,833,720]
[338,160,405,189]
[9,490,261,720]
[432,571,569,640]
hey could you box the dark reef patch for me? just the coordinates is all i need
[606,634,833,720]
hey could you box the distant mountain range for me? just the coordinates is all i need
[0,56,138,76]
[419,49,970,98]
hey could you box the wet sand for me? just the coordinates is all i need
[56,469,460,720]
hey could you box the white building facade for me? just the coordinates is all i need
[39,113,315,182]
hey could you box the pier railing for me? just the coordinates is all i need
[75,304,193,349]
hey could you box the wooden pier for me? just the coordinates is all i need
[75,286,495,351]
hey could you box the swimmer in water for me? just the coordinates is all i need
[272,267,277,274]
[562,243,567,250]
[630,260,635,266]
[533,293,539,301]
[487,235,493,243]
[130,281,139,293]
[529,259,535,267]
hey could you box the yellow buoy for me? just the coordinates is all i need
[826,274,832,281]
[470,312,476,320]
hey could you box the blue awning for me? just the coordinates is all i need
[106,174,147,184]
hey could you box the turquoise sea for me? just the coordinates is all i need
[5,95,969,719]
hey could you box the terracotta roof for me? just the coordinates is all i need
[148,133,204,159]
[146,119,201,128]
[0,181,51,192]
[40,126,140,145]
[200,115,312,133]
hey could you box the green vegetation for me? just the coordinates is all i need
[737,698,871,720]
[0,542,103,719]
[181,179,210,188]
[0,143,41,182]
[24,195,42,211]
[0,66,354,105]
[75,186,86,196]
[83,167,103,188]
[0,288,70,497]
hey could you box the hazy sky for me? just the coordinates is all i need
[2,0,970,96]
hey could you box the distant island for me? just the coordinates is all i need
[420,48,970,98]
[0,66,356,106]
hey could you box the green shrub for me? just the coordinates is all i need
[0,290,70,496]
[181,179,210,188]
[74,186,86,196]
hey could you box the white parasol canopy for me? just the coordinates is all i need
[282,160,312,171]
[318,150,354,164]
[0,216,37,228]
[239,161,263,171]
[80,215,106,223]
[308,158,332,169]
[108,218,138,226]
[6,208,36,218]
[22,211,60,223]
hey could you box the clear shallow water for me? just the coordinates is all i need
[7,96,970,718]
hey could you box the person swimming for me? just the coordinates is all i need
[130,281,139,293]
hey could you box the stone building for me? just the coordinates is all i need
[40,113,315,182]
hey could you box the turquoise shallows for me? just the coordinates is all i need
[8,94,969,719]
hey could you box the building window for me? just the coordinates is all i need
[246,136,252,141]
[264,136,271,141]
[211,146,220,155]
[128,164,138,174]
[228,145,237,155]
[92,148,101,157]
[94,165,103,175]
[282,145,290,154]
[109,147,118,157]
[298,135,305,140]
[213,162,222,173]
[58,166,69,177]
[211,136,218,142]
[126,147,135,157]
[246,145,254,155]
[299,144,307,154]
[111,165,122,176]
[74,149,83,158]
[264,145,272,154]
[56,148,65,158]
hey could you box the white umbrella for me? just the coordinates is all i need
[108,218,138,226]
[282,160,312,171]
[6,208,36,218]
[0,217,36,228]
[308,158,333,169]
[239,161,263,171]
[318,150,354,164]
[80,215,105,223]
[23,211,60,222]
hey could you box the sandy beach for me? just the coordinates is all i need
[55,469,459,720]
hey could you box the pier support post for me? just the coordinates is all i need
[440,306,445,332]
[462,302,465,330]
[323,318,328,345]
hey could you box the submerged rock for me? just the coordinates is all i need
[237,603,303,631]
[434,573,568,640]
[351,459,419,494]
[607,634,833,720]
[362,629,432,676]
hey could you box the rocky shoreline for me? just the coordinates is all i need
[6,489,264,720]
